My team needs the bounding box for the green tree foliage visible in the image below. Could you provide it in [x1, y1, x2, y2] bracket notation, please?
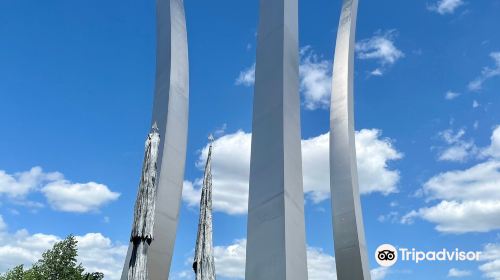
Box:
[0, 235, 105, 280]
[0, 265, 24, 280]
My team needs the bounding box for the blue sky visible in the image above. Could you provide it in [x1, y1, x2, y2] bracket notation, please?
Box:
[1, 0, 500, 279]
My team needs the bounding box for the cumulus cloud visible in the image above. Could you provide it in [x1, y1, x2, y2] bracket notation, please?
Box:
[437, 128, 478, 162]
[0, 216, 127, 280]
[403, 198, 500, 233]
[75, 233, 127, 279]
[479, 243, 500, 280]
[468, 52, 500, 91]
[0, 167, 62, 198]
[428, 0, 465, 15]
[403, 126, 500, 233]
[306, 247, 338, 280]
[299, 47, 332, 110]
[183, 131, 251, 215]
[355, 129, 403, 194]
[42, 181, 120, 213]
[355, 30, 404, 76]
[0, 167, 120, 213]
[213, 239, 247, 278]
[183, 129, 402, 215]
[448, 268, 472, 277]
[235, 64, 255, 86]
[304, 129, 402, 202]
[420, 160, 500, 202]
[482, 126, 500, 159]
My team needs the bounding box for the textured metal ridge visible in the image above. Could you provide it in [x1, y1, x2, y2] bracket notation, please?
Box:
[330, 0, 371, 279]
[127, 125, 160, 280]
[193, 137, 216, 280]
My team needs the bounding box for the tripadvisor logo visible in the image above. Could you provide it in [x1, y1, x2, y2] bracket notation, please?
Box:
[375, 244, 481, 267]
[376, 244, 398, 267]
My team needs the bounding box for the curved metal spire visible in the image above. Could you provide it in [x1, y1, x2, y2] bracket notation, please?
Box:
[330, 0, 371, 279]
[121, 0, 189, 279]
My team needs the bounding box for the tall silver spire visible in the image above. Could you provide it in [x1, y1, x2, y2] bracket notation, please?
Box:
[330, 0, 371, 279]
[193, 135, 216, 280]
[245, 0, 308, 279]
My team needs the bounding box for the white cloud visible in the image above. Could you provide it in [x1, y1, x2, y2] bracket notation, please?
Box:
[403, 199, 500, 233]
[236, 43, 403, 109]
[441, 128, 466, 144]
[76, 233, 127, 280]
[236, 47, 333, 110]
[448, 268, 472, 277]
[306, 247, 337, 280]
[428, 0, 465, 15]
[445, 91, 460, 100]
[0, 216, 127, 280]
[299, 47, 332, 110]
[355, 129, 403, 195]
[438, 145, 473, 162]
[355, 30, 404, 75]
[183, 131, 251, 215]
[482, 126, 500, 159]
[183, 129, 402, 215]
[480, 243, 500, 280]
[0, 167, 62, 198]
[235, 64, 255, 86]
[42, 181, 120, 213]
[371, 68, 384, 76]
[421, 160, 500, 202]
[214, 239, 247, 278]
[468, 52, 500, 91]
[0, 167, 120, 213]
[304, 129, 402, 202]
[437, 128, 477, 162]
[403, 126, 500, 233]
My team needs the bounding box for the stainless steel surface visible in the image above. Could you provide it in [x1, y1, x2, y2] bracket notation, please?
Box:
[193, 136, 216, 280]
[245, 0, 308, 279]
[330, 0, 371, 279]
[121, 0, 189, 279]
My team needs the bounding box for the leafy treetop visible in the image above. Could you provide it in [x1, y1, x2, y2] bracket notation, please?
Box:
[0, 235, 104, 280]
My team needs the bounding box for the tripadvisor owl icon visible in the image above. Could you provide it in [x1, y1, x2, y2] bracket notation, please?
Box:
[376, 244, 398, 267]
